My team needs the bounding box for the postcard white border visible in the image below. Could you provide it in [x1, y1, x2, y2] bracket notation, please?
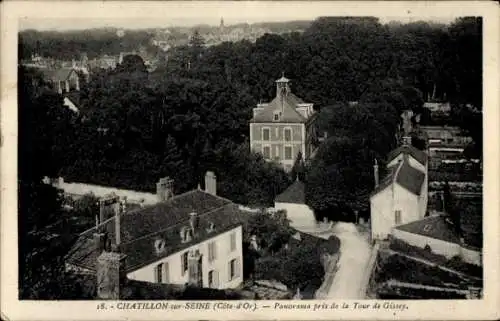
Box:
[2, 1, 499, 320]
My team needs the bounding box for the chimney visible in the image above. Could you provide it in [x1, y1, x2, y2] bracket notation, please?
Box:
[96, 199, 127, 300]
[93, 231, 107, 254]
[187, 249, 202, 287]
[402, 135, 412, 146]
[96, 249, 127, 300]
[373, 159, 379, 187]
[156, 177, 174, 202]
[99, 193, 120, 225]
[204, 171, 217, 196]
[189, 212, 199, 233]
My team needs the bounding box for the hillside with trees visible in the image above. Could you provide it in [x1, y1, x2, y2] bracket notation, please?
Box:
[19, 16, 482, 213]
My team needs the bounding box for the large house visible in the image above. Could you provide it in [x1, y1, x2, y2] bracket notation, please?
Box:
[370, 143, 429, 241]
[249, 75, 318, 171]
[65, 171, 246, 298]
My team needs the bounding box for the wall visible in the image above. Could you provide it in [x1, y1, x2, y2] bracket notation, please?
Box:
[250, 123, 304, 170]
[393, 184, 420, 225]
[370, 183, 420, 241]
[370, 186, 394, 241]
[460, 246, 482, 266]
[54, 178, 158, 205]
[274, 202, 316, 231]
[127, 226, 244, 290]
[392, 229, 460, 259]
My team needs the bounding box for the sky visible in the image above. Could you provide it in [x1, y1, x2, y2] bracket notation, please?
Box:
[17, 2, 459, 31]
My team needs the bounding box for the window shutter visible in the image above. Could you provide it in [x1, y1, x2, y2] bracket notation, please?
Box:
[214, 270, 219, 288]
[164, 262, 169, 283]
[213, 242, 217, 260]
[228, 261, 232, 281]
[236, 258, 241, 278]
[181, 253, 186, 276]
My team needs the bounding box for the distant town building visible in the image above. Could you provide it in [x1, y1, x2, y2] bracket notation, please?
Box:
[40, 67, 80, 94]
[423, 102, 451, 114]
[65, 171, 246, 295]
[249, 74, 318, 171]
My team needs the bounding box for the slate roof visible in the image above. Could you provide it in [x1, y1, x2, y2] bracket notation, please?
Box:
[251, 93, 307, 123]
[41, 68, 77, 82]
[275, 180, 306, 204]
[396, 159, 426, 195]
[65, 189, 248, 272]
[395, 215, 461, 244]
[371, 156, 425, 197]
[387, 145, 428, 166]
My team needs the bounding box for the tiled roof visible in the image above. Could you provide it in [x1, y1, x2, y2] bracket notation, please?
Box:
[371, 156, 425, 196]
[250, 93, 307, 123]
[41, 68, 76, 82]
[66, 190, 248, 272]
[275, 180, 305, 204]
[396, 159, 426, 195]
[395, 215, 461, 244]
[387, 145, 428, 166]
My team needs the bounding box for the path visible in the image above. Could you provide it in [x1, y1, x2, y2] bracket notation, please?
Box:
[325, 222, 372, 299]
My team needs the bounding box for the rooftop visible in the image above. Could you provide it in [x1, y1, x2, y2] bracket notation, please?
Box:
[395, 215, 461, 244]
[66, 189, 249, 272]
[40, 68, 77, 82]
[371, 156, 426, 196]
[251, 93, 309, 123]
[275, 180, 305, 204]
[387, 144, 428, 166]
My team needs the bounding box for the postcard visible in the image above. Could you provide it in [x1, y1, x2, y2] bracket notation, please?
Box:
[1, 1, 499, 320]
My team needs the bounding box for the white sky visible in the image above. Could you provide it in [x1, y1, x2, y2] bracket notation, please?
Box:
[16, 2, 460, 31]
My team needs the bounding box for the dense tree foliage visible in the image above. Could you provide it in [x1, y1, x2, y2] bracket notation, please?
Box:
[19, 16, 482, 215]
[18, 67, 93, 299]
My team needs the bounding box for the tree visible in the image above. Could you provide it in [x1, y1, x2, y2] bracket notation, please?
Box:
[306, 137, 375, 219]
[18, 66, 86, 299]
[290, 151, 306, 181]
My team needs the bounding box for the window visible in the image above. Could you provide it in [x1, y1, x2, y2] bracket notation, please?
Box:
[395, 210, 402, 225]
[155, 263, 163, 283]
[284, 128, 292, 141]
[208, 270, 218, 288]
[181, 252, 188, 276]
[229, 258, 240, 281]
[262, 128, 270, 141]
[208, 241, 217, 262]
[273, 112, 280, 121]
[230, 233, 237, 252]
[263, 146, 271, 159]
[284, 146, 293, 160]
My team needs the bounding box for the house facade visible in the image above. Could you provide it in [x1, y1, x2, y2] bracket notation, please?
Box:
[65, 171, 246, 291]
[370, 144, 428, 241]
[249, 75, 318, 171]
[127, 226, 243, 289]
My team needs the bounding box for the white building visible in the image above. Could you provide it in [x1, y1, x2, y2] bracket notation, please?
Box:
[274, 179, 316, 230]
[392, 215, 482, 266]
[370, 144, 428, 241]
[66, 171, 245, 291]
